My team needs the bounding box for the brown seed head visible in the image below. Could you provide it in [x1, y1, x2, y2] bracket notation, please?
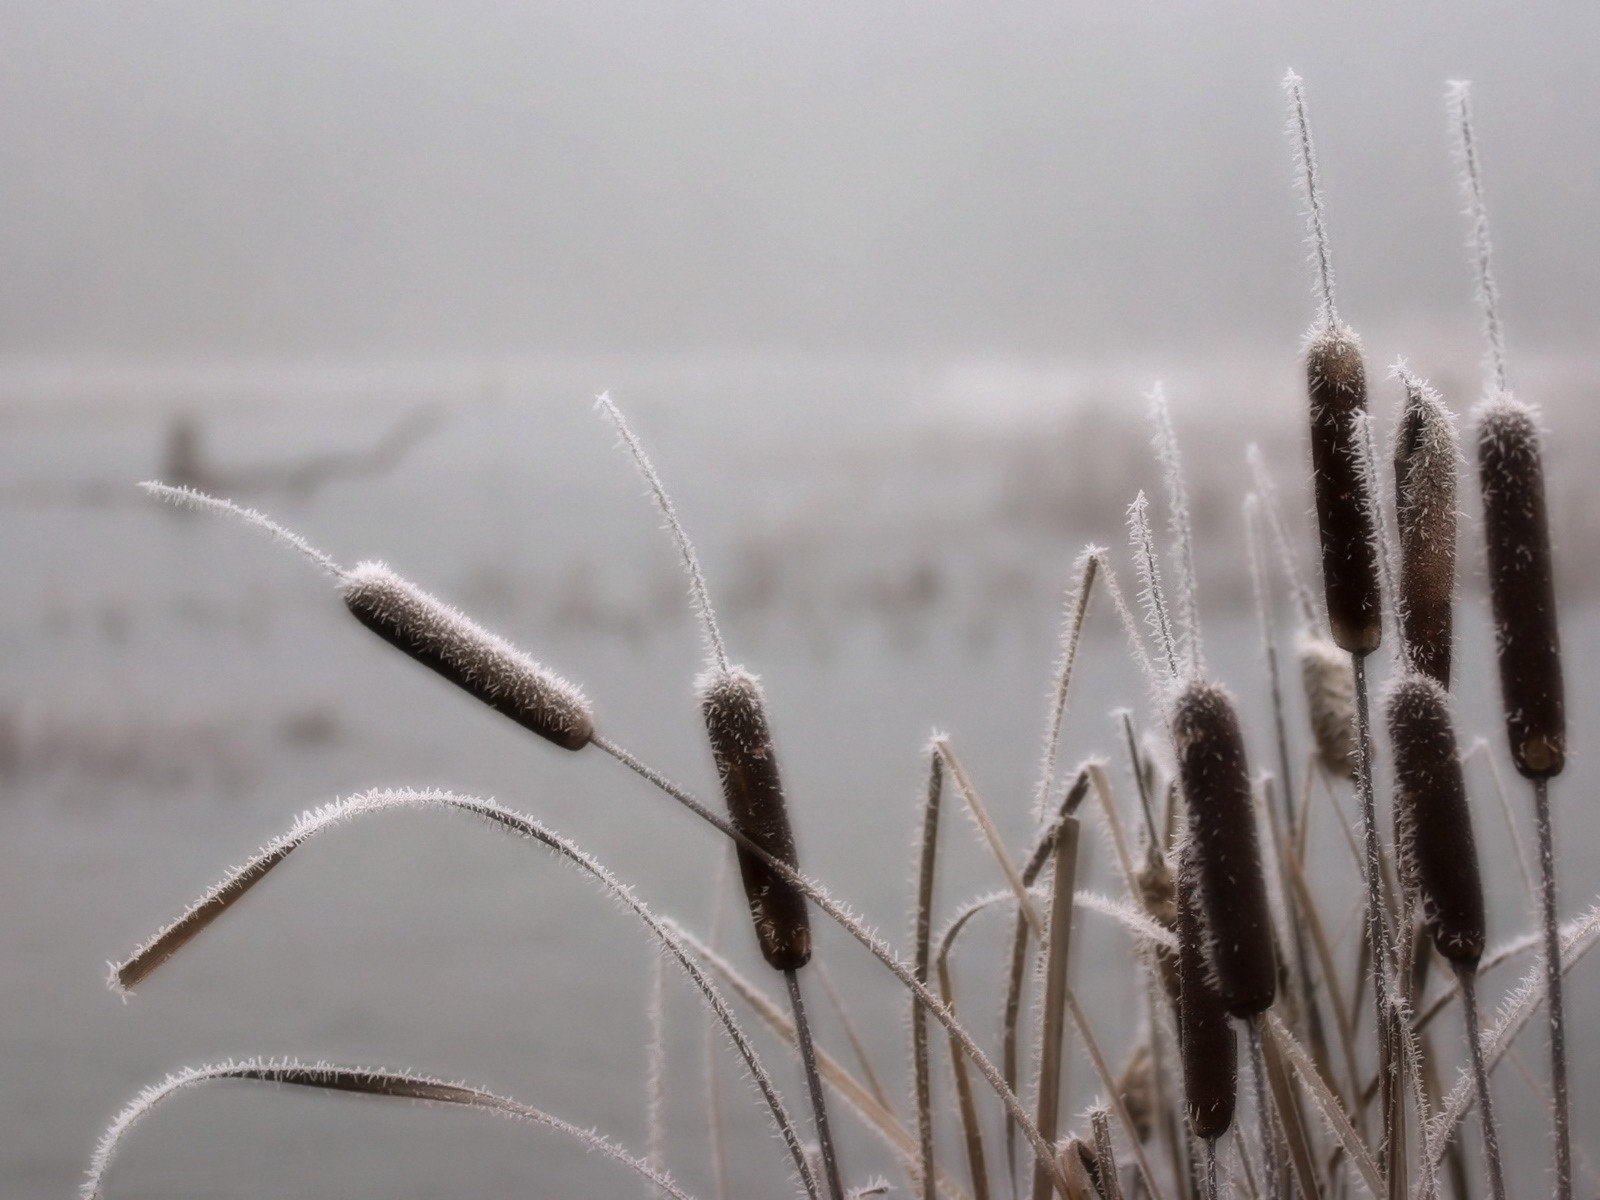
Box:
[1175, 840, 1237, 1141]
[1476, 397, 1565, 778]
[699, 667, 811, 970]
[342, 563, 593, 751]
[1306, 326, 1382, 655]
[1386, 677, 1486, 965]
[1170, 680, 1276, 1016]
[1392, 377, 1459, 687]
[1299, 634, 1358, 779]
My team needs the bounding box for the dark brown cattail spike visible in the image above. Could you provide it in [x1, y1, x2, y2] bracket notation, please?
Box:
[1170, 681, 1276, 1016]
[1306, 326, 1383, 656]
[699, 667, 812, 972]
[1175, 841, 1237, 1143]
[342, 563, 594, 751]
[1386, 678, 1485, 965]
[1476, 399, 1565, 779]
[1391, 370, 1459, 688]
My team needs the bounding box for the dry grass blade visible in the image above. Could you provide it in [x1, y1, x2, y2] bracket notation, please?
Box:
[1033, 549, 1101, 825]
[1089, 1107, 1126, 1200]
[110, 788, 820, 1199]
[936, 896, 1004, 1200]
[1031, 821, 1082, 1200]
[84, 1059, 696, 1200]
[937, 739, 1043, 938]
[1265, 1014, 1383, 1198]
[672, 922, 971, 1200]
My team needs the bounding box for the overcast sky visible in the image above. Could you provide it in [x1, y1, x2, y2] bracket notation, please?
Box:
[3, 1, 1597, 371]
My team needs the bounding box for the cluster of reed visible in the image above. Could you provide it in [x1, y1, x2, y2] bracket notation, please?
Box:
[85, 76, 1593, 1200]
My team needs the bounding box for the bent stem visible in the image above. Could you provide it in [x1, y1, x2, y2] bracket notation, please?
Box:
[1533, 777, 1572, 1200]
[789, 968, 845, 1200]
[1454, 963, 1507, 1200]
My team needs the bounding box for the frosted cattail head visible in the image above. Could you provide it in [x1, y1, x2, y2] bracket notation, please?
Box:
[1175, 840, 1237, 1141]
[1299, 633, 1358, 780]
[698, 667, 811, 971]
[342, 563, 594, 751]
[1392, 373, 1459, 688]
[1476, 398, 1565, 778]
[1170, 681, 1276, 1016]
[1386, 677, 1486, 965]
[1306, 326, 1383, 656]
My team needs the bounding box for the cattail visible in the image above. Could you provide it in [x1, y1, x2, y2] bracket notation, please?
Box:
[699, 667, 811, 971]
[1392, 370, 1459, 688]
[1306, 326, 1383, 655]
[342, 563, 594, 751]
[1386, 677, 1486, 964]
[1476, 398, 1565, 779]
[1175, 840, 1237, 1141]
[1299, 634, 1358, 779]
[1170, 681, 1276, 1016]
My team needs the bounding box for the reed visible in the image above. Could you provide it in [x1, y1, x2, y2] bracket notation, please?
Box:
[1174, 842, 1237, 1150]
[1454, 76, 1572, 1199]
[343, 562, 595, 750]
[1386, 676, 1506, 1199]
[1389, 368, 1459, 689]
[98, 71, 1600, 1200]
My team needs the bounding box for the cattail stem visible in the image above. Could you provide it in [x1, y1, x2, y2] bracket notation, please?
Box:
[1455, 963, 1508, 1200]
[787, 969, 844, 1200]
[1246, 1016, 1282, 1200]
[1203, 1140, 1218, 1200]
[1533, 777, 1573, 1200]
[1352, 655, 1399, 1183]
[911, 747, 943, 1200]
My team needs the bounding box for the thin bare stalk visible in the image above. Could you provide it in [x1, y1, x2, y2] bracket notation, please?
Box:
[1447, 81, 1508, 394]
[1352, 655, 1398, 1186]
[1533, 777, 1572, 1200]
[139, 481, 347, 579]
[789, 969, 845, 1200]
[912, 745, 946, 1200]
[1455, 964, 1508, 1200]
[1031, 823, 1081, 1200]
[1203, 1140, 1219, 1200]
[704, 847, 734, 1200]
[85, 1060, 696, 1200]
[594, 392, 730, 672]
[1247, 1016, 1283, 1200]
[1283, 70, 1339, 328]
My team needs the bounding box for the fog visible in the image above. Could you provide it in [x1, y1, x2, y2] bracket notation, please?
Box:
[3, 2, 1598, 376]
